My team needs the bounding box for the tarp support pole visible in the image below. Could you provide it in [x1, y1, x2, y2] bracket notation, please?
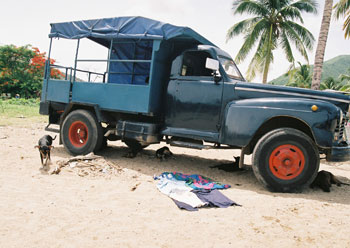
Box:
[48, 38, 53, 61]
[106, 39, 113, 83]
[44, 38, 53, 80]
[73, 39, 80, 83]
[43, 38, 53, 102]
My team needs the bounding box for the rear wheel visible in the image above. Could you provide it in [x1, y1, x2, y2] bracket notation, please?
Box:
[61, 109, 103, 155]
[252, 128, 319, 192]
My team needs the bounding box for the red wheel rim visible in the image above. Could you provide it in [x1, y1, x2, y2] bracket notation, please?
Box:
[269, 144, 305, 180]
[68, 121, 88, 147]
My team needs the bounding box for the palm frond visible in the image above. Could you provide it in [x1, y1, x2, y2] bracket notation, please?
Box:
[334, 0, 350, 19]
[343, 10, 350, 38]
[280, 31, 295, 63]
[279, 6, 304, 23]
[284, 21, 315, 49]
[290, 0, 318, 14]
[226, 17, 261, 41]
[234, 19, 269, 63]
[233, 0, 269, 17]
[339, 73, 350, 82]
[245, 32, 268, 80]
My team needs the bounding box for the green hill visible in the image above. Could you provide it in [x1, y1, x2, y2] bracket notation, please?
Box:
[269, 55, 350, 85]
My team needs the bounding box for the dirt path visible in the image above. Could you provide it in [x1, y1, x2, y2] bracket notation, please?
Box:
[0, 123, 350, 248]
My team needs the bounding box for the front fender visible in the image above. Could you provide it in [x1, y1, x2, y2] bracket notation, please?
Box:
[219, 97, 340, 148]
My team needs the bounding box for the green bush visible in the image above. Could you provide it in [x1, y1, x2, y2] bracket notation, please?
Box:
[0, 98, 39, 107]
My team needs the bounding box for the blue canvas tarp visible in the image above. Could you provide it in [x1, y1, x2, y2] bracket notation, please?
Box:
[49, 16, 215, 46]
[108, 40, 153, 85]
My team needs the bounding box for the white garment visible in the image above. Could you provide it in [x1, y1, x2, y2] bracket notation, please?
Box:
[156, 177, 206, 208]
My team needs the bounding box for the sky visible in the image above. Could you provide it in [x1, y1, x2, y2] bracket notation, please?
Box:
[0, 0, 349, 82]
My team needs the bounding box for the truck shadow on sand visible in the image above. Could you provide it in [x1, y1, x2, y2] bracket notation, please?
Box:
[52, 144, 350, 206]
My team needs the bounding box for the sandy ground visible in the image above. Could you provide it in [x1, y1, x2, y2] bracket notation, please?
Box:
[0, 123, 350, 248]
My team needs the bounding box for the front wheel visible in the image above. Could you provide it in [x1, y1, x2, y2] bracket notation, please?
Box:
[61, 109, 103, 155]
[252, 128, 319, 192]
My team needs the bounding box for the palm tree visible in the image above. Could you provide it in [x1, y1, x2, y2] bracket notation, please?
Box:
[286, 62, 312, 88]
[320, 76, 350, 91]
[334, 0, 350, 39]
[311, 0, 334, 90]
[226, 0, 317, 84]
[339, 68, 350, 85]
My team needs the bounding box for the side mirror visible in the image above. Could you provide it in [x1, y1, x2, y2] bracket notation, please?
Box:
[205, 58, 219, 71]
[205, 58, 221, 84]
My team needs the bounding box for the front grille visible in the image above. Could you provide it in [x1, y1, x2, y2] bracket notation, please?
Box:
[335, 112, 348, 141]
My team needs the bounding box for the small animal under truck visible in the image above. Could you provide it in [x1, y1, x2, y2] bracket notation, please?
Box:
[40, 16, 350, 192]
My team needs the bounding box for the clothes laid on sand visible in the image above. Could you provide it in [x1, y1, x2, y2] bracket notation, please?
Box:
[154, 172, 240, 211]
[156, 177, 206, 208]
[157, 172, 231, 190]
[193, 190, 241, 208]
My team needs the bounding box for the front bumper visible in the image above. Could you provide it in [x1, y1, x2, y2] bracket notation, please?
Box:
[326, 144, 350, 162]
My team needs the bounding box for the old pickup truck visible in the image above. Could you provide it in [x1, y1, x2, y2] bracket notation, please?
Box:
[40, 16, 350, 192]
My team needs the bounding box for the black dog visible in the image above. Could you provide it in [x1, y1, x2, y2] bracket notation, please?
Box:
[35, 135, 56, 166]
[210, 156, 244, 172]
[310, 170, 350, 192]
[156, 146, 173, 160]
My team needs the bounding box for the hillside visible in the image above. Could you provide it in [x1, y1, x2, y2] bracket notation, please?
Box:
[269, 55, 350, 85]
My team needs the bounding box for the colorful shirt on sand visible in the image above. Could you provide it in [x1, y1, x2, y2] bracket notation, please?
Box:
[157, 172, 231, 190]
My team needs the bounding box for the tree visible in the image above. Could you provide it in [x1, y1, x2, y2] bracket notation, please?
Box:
[286, 62, 312, 88]
[0, 45, 62, 98]
[334, 0, 350, 39]
[311, 0, 334, 90]
[320, 76, 350, 91]
[226, 0, 317, 83]
[339, 68, 350, 85]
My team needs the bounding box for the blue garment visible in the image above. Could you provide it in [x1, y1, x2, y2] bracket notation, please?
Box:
[193, 190, 241, 208]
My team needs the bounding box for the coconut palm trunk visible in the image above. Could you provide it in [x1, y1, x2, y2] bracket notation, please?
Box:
[311, 0, 334, 90]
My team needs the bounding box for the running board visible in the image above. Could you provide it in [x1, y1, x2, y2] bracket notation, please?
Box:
[45, 123, 60, 133]
[169, 140, 212, 150]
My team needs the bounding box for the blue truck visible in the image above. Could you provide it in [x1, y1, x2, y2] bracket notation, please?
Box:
[40, 16, 350, 192]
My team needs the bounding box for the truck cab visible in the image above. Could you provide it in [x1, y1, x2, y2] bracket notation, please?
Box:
[40, 16, 350, 192]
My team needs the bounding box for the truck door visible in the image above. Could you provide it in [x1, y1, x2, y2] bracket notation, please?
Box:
[166, 50, 223, 136]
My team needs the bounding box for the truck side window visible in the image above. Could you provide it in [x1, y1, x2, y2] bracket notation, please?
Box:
[181, 51, 213, 77]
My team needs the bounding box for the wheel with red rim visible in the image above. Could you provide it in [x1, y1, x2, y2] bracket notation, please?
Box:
[252, 128, 319, 192]
[68, 121, 89, 147]
[61, 109, 103, 155]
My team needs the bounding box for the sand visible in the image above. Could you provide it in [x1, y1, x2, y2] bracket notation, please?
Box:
[0, 123, 350, 248]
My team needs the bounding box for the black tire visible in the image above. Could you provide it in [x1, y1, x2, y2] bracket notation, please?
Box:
[252, 128, 319, 192]
[61, 109, 103, 155]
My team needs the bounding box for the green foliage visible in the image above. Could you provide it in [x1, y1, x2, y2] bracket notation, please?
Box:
[270, 55, 350, 85]
[0, 45, 38, 98]
[286, 62, 312, 88]
[226, 0, 317, 83]
[0, 45, 62, 98]
[339, 68, 350, 83]
[4, 98, 40, 106]
[0, 98, 45, 126]
[334, 0, 350, 39]
[319, 77, 350, 91]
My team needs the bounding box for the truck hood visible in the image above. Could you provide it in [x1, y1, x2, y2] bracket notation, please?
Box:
[234, 82, 350, 112]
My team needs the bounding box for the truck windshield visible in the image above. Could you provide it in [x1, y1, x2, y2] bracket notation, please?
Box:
[218, 56, 243, 80]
